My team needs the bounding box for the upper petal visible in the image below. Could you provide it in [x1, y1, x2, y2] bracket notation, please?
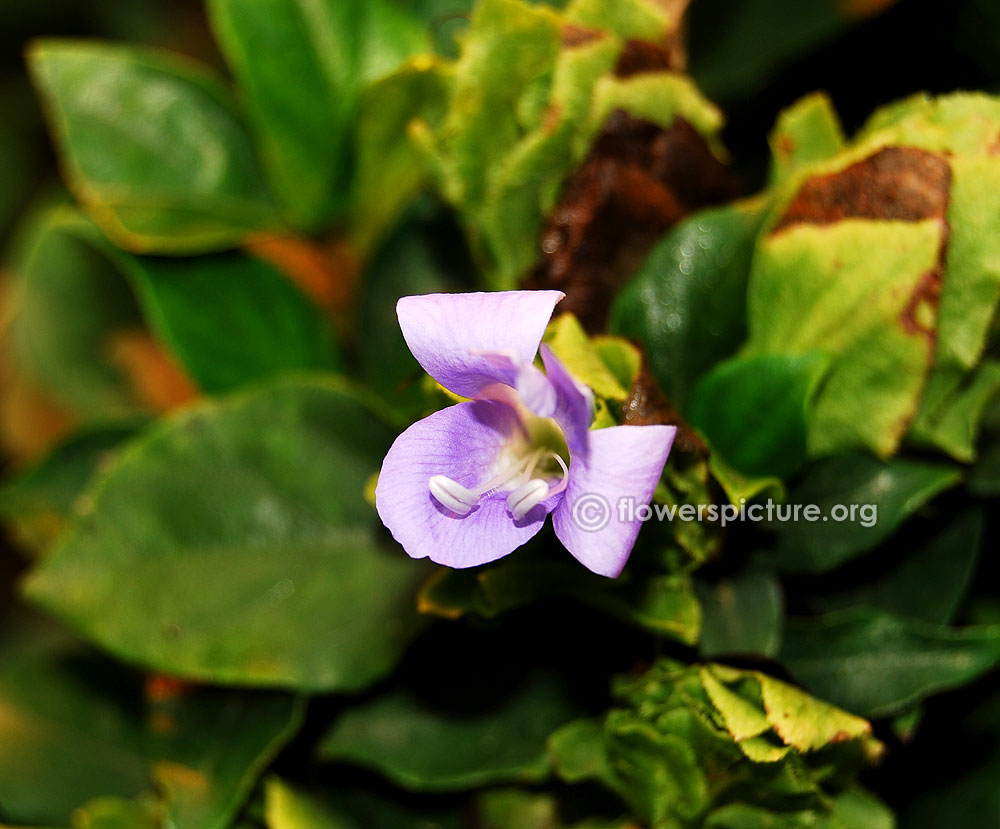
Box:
[552, 424, 677, 578]
[397, 291, 565, 398]
[375, 400, 550, 568]
[540, 344, 594, 456]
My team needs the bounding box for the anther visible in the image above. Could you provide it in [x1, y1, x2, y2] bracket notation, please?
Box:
[429, 475, 478, 515]
[507, 479, 550, 521]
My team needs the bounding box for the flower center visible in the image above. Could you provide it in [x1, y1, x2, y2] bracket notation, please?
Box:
[429, 448, 569, 520]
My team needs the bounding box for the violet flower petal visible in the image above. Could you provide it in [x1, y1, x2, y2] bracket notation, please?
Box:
[375, 400, 552, 568]
[552, 424, 677, 578]
[540, 344, 594, 456]
[397, 291, 564, 399]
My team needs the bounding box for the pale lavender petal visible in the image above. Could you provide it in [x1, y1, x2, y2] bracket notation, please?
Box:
[375, 401, 551, 568]
[553, 425, 677, 578]
[397, 291, 564, 398]
[540, 344, 594, 456]
[477, 353, 557, 417]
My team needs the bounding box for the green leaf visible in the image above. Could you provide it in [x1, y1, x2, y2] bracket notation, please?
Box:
[687, 352, 828, 479]
[0, 614, 303, 828]
[611, 202, 768, 409]
[706, 786, 894, 829]
[696, 570, 783, 658]
[689, 0, 883, 102]
[544, 313, 634, 401]
[747, 219, 945, 458]
[768, 452, 961, 573]
[418, 0, 724, 288]
[120, 251, 342, 394]
[319, 671, 584, 790]
[357, 205, 470, 416]
[7, 206, 147, 418]
[349, 60, 449, 254]
[475, 787, 633, 829]
[70, 796, 164, 829]
[29, 41, 279, 252]
[20, 209, 340, 396]
[418, 559, 701, 645]
[816, 507, 984, 624]
[768, 93, 845, 185]
[781, 609, 1000, 718]
[262, 777, 462, 829]
[23, 378, 428, 692]
[0, 419, 144, 553]
[208, 0, 429, 229]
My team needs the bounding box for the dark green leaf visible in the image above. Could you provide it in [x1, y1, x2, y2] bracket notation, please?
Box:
[781, 609, 1000, 718]
[816, 507, 984, 624]
[687, 353, 828, 479]
[0, 614, 303, 828]
[611, 202, 767, 409]
[319, 671, 584, 790]
[7, 206, 147, 418]
[208, 0, 428, 229]
[769, 452, 961, 573]
[121, 251, 343, 394]
[357, 205, 470, 415]
[696, 570, 783, 659]
[263, 777, 462, 829]
[29, 41, 278, 252]
[24, 378, 427, 692]
[0, 419, 144, 553]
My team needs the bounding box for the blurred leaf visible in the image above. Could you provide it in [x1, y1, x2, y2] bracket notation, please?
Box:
[28, 41, 279, 252]
[264, 779, 350, 829]
[418, 559, 701, 645]
[119, 251, 342, 394]
[24, 378, 427, 692]
[769, 452, 960, 573]
[913, 360, 1000, 463]
[910, 152, 1000, 460]
[263, 777, 462, 829]
[696, 570, 783, 658]
[0, 615, 303, 828]
[7, 207, 147, 418]
[544, 313, 633, 401]
[349, 60, 450, 254]
[768, 93, 845, 185]
[611, 202, 767, 409]
[0, 419, 144, 553]
[71, 796, 164, 829]
[781, 609, 1000, 718]
[706, 786, 894, 829]
[689, 0, 896, 102]
[475, 787, 632, 829]
[319, 671, 584, 790]
[23, 209, 341, 396]
[687, 353, 828, 479]
[208, 0, 428, 229]
[357, 204, 471, 414]
[816, 507, 984, 624]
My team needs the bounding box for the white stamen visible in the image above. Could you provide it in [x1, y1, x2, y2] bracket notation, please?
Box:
[430, 449, 570, 520]
[429, 475, 477, 515]
[547, 453, 570, 496]
[507, 478, 550, 521]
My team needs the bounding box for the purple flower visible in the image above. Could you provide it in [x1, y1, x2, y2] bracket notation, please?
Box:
[375, 291, 676, 578]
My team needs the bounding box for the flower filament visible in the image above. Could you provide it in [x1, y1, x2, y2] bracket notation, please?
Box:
[429, 449, 569, 520]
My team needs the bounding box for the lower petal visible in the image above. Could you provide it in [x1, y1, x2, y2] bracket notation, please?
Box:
[375, 401, 551, 568]
[552, 424, 677, 578]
